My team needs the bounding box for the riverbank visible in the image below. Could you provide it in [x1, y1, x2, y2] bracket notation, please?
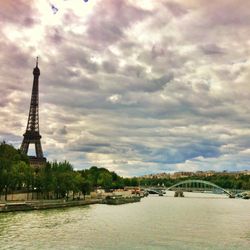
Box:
[0, 194, 144, 212]
[0, 199, 103, 213]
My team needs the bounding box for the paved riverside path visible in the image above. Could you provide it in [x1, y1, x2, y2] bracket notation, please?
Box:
[0, 198, 103, 213]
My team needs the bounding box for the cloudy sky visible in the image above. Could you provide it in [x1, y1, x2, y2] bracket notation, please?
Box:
[0, 0, 250, 176]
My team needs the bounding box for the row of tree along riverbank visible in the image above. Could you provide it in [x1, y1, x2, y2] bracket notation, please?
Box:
[0, 142, 139, 201]
[1, 142, 249, 203]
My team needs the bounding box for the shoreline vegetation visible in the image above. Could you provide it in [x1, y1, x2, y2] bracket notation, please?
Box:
[0, 142, 139, 202]
[0, 142, 145, 212]
[0, 141, 249, 212]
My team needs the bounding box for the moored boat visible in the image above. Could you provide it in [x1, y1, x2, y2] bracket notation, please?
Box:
[104, 195, 141, 205]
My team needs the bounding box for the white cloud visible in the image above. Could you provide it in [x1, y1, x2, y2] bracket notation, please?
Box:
[0, 0, 250, 176]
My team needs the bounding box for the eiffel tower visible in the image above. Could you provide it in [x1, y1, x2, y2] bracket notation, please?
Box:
[20, 57, 46, 168]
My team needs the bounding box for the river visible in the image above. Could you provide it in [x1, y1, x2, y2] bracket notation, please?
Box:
[0, 192, 250, 249]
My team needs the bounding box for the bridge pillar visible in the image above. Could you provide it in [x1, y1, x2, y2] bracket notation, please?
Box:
[174, 190, 184, 197]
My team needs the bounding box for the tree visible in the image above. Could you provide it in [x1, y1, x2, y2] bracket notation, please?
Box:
[71, 172, 83, 199]
[81, 180, 91, 199]
[0, 142, 32, 200]
[97, 171, 113, 190]
[130, 177, 139, 187]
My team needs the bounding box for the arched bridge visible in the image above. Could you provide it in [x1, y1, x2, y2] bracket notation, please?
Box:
[166, 179, 233, 197]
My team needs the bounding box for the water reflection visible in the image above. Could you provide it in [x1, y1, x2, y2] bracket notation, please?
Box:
[0, 194, 249, 249]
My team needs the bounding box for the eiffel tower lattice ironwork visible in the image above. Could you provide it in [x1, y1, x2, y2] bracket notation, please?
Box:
[20, 58, 46, 167]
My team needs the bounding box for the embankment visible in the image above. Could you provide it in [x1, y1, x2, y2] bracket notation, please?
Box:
[0, 199, 102, 213]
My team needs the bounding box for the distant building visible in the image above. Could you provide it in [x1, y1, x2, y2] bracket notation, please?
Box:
[140, 170, 250, 179]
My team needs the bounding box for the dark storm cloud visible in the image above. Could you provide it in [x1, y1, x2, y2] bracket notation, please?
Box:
[200, 44, 226, 56]
[122, 64, 145, 78]
[164, 1, 188, 17]
[0, 40, 30, 71]
[102, 61, 117, 74]
[0, 132, 22, 147]
[86, 0, 151, 47]
[138, 46, 188, 75]
[203, 0, 250, 27]
[1, 0, 250, 175]
[148, 140, 222, 165]
[70, 143, 112, 153]
[118, 40, 138, 52]
[0, 95, 9, 108]
[42, 33, 100, 75]
[46, 27, 64, 44]
[102, 73, 173, 94]
[56, 126, 68, 136]
[0, 0, 38, 27]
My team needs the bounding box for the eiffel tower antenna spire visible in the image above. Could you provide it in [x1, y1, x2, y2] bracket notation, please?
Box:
[20, 58, 46, 168]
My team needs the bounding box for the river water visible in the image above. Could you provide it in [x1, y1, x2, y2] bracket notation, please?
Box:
[0, 192, 250, 250]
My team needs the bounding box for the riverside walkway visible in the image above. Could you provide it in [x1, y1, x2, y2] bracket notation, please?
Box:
[0, 198, 103, 213]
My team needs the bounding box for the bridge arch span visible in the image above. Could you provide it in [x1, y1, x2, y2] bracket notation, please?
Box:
[167, 179, 232, 196]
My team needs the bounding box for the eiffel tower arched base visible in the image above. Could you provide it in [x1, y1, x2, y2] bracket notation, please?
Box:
[29, 156, 47, 169]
